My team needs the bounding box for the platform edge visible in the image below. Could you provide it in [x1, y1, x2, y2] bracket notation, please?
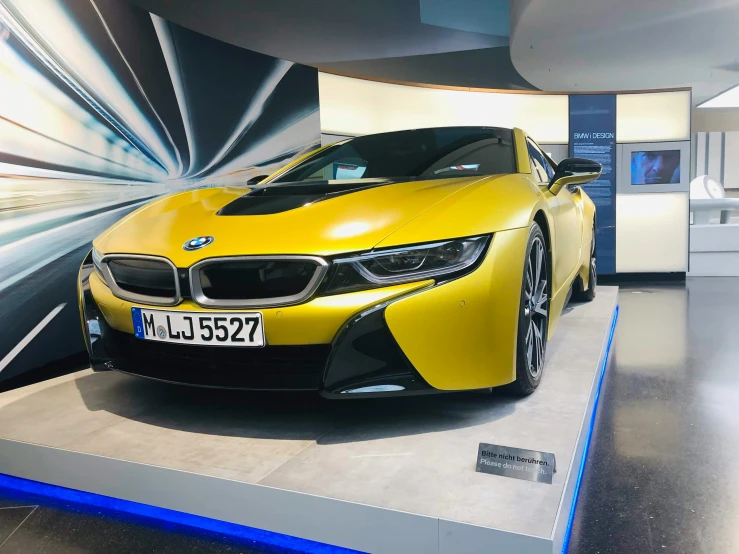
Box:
[0, 438, 438, 554]
[551, 291, 620, 553]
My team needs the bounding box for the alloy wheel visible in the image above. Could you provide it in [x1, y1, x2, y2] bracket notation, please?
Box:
[523, 236, 548, 379]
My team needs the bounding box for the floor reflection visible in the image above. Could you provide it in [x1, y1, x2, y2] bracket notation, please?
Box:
[569, 279, 739, 553]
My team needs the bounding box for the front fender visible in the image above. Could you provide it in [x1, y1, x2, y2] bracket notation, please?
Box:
[385, 227, 529, 390]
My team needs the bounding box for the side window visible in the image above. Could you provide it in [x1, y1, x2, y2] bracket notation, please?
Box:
[527, 139, 557, 183]
[542, 151, 557, 180]
[527, 140, 548, 183]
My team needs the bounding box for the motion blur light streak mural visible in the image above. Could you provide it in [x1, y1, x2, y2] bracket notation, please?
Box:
[0, 0, 320, 386]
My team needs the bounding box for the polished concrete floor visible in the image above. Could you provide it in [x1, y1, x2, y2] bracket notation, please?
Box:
[569, 278, 739, 553]
[0, 279, 737, 553]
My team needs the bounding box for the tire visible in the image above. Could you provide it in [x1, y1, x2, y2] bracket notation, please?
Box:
[509, 223, 549, 396]
[572, 223, 596, 303]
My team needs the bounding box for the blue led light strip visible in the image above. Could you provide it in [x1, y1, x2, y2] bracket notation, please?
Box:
[0, 473, 359, 554]
[560, 305, 619, 554]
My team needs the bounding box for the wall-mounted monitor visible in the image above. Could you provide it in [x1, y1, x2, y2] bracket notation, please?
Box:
[631, 150, 681, 185]
[618, 141, 690, 194]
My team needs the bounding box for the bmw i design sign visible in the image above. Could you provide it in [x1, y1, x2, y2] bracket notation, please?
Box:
[183, 236, 214, 251]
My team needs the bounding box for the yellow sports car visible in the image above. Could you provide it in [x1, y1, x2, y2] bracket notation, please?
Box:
[78, 126, 600, 397]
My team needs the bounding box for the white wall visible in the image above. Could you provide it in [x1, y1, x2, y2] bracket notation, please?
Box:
[318, 73, 569, 143]
[616, 92, 691, 143]
[320, 73, 692, 145]
[694, 131, 739, 190]
[693, 107, 739, 133]
[539, 144, 568, 163]
[616, 193, 689, 273]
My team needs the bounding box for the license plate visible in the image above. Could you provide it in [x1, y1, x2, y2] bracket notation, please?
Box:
[132, 307, 265, 347]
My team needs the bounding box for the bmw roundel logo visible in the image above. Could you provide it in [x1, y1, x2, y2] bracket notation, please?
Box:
[183, 236, 214, 251]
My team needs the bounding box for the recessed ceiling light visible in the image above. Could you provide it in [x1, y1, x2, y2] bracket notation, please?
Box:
[698, 84, 739, 108]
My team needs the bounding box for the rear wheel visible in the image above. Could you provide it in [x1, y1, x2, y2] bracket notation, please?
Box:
[572, 223, 596, 302]
[509, 223, 549, 396]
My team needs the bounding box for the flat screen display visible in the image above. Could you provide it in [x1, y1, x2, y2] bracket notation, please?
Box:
[631, 150, 681, 185]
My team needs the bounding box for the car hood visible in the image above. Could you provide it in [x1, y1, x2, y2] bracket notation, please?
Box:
[94, 176, 496, 266]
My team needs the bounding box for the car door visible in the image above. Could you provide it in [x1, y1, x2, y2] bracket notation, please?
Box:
[526, 139, 583, 294]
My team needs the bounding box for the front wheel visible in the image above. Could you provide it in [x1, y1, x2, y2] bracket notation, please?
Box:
[509, 223, 549, 396]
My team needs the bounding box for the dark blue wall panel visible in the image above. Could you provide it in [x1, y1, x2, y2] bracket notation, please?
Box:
[569, 95, 617, 275]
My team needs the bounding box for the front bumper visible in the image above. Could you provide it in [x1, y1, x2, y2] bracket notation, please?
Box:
[78, 228, 528, 397]
[79, 258, 436, 397]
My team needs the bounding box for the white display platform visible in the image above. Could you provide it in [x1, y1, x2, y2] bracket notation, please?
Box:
[0, 287, 618, 554]
[688, 223, 739, 276]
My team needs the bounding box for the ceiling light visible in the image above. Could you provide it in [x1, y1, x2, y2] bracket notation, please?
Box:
[697, 84, 739, 108]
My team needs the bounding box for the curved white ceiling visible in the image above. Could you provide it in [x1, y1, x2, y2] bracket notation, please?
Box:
[129, 0, 531, 89]
[132, 0, 501, 64]
[510, 0, 739, 104]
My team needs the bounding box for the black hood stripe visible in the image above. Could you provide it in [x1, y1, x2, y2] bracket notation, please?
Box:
[218, 178, 417, 216]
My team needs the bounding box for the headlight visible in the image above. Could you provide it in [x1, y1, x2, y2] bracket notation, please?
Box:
[91, 247, 105, 279]
[322, 235, 490, 295]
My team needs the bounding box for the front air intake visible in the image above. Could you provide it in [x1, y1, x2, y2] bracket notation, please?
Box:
[190, 256, 328, 308]
[101, 255, 179, 306]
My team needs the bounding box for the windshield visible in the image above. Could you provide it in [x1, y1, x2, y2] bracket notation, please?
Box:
[272, 127, 516, 184]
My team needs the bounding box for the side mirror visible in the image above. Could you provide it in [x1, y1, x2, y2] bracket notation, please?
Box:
[549, 158, 602, 195]
[246, 175, 269, 186]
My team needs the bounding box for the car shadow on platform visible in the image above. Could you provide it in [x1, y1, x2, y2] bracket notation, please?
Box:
[70, 369, 520, 445]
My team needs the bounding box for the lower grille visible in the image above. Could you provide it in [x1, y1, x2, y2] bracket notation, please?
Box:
[103, 330, 330, 390]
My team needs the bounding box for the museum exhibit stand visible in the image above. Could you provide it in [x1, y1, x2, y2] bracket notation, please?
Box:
[0, 288, 618, 554]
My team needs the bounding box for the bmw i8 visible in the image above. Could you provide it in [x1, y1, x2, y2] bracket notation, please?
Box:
[78, 126, 600, 397]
